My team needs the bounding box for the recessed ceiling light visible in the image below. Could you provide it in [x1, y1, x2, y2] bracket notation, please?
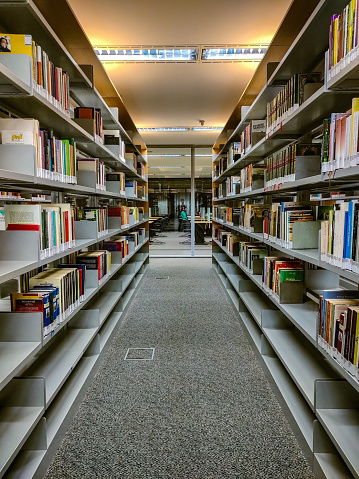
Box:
[201, 46, 267, 61]
[147, 154, 182, 157]
[191, 127, 222, 131]
[138, 127, 190, 132]
[95, 47, 198, 62]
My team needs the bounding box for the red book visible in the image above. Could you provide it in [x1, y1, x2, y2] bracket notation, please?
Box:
[64, 211, 69, 243]
[7, 224, 41, 233]
[108, 207, 122, 217]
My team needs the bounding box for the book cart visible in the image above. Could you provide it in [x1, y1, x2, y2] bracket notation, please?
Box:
[212, 1, 359, 478]
[0, 1, 149, 477]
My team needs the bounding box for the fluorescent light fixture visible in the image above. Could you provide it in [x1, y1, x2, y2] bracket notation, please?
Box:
[147, 154, 182, 157]
[95, 48, 198, 62]
[201, 46, 267, 61]
[147, 154, 211, 158]
[191, 126, 222, 131]
[138, 127, 190, 132]
[149, 166, 183, 169]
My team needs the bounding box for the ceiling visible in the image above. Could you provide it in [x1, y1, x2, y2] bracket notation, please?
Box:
[67, 0, 292, 176]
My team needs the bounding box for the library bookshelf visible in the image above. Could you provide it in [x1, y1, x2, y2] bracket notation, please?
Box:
[212, 0, 359, 478]
[0, 1, 149, 477]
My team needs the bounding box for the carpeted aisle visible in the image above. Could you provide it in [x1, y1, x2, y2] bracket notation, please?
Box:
[43, 258, 315, 479]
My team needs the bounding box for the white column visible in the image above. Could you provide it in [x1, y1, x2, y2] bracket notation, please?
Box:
[191, 146, 195, 257]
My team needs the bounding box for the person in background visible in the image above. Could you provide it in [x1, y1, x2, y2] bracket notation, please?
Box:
[178, 207, 188, 231]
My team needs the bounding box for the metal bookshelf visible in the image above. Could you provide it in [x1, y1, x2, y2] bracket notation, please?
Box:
[0, 0, 149, 477]
[212, 0, 359, 477]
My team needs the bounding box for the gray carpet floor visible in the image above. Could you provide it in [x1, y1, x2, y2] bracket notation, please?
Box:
[43, 258, 315, 479]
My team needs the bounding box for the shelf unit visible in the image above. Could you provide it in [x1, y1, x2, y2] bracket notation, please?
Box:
[0, 1, 149, 478]
[212, 1, 359, 477]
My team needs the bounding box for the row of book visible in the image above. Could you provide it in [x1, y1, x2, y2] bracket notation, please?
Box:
[0, 118, 77, 183]
[4, 203, 75, 259]
[74, 107, 104, 143]
[321, 99, 359, 172]
[240, 164, 265, 192]
[319, 290, 359, 377]
[263, 256, 304, 298]
[263, 202, 332, 249]
[320, 201, 359, 274]
[265, 143, 321, 187]
[213, 203, 269, 231]
[0, 33, 71, 114]
[213, 121, 266, 179]
[108, 205, 145, 228]
[102, 228, 146, 257]
[104, 132, 126, 159]
[11, 250, 110, 336]
[77, 158, 106, 190]
[213, 155, 228, 179]
[12, 223, 148, 339]
[213, 227, 305, 300]
[235, 120, 266, 158]
[266, 73, 322, 132]
[328, 0, 359, 75]
[33, 40, 70, 114]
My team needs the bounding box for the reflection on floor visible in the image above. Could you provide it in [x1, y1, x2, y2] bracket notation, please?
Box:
[150, 219, 212, 255]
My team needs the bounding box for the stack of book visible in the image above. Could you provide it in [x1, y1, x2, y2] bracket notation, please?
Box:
[77, 158, 106, 190]
[104, 132, 126, 158]
[264, 202, 315, 248]
[263, 256, 304, 298]
[265, 143, 321, 187]
[76, 207, 108, 237]
[11, 264, 86, 337]
[212, 205, 228, 223]
[0, 118, 77, 183]
[243, 203, 270, 231]
[239, 241, 268, 271]
[125, 179, 137, 197]
[320, 201, 359, 273]
[74, 107, 104, 143]
[228, 142, 242, 164]
[240, 120, 266, 156]
[4, 203, 75, 259]
[319, 290, 359, 377]
[76, 250, 111, 281]
[266, 73, 322, 134]
[0, 33, 70, 114]
[33, 40, 70, 114]
[106, 171, 126, 195]
[225, 176, 241, 197]
[321, 99, 359, 172]
[240, 164, 265, 192]
[328, 0, 359, 80]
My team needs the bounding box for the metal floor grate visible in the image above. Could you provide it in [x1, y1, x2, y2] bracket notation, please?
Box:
[124, 348, 155, 360]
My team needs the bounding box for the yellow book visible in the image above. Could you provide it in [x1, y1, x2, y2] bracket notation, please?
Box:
[334, 16, 339, 65]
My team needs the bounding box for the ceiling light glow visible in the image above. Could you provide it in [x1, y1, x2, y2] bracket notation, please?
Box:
[191, 127, 222, 131]
[138, 127, 190, 132]
[201, 46, 267, 61]
[95, 48, 198, 62]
